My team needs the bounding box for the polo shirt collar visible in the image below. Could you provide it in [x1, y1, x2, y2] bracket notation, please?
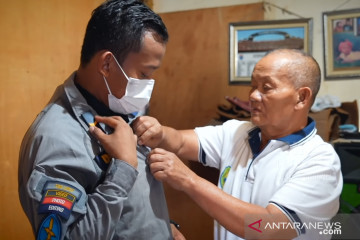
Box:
[248, 117, 316, 156]
[277, 117, 316, 145]
[248, 127, 261, 158]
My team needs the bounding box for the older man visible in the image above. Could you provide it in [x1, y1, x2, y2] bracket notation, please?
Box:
[123, 49, 342, 240]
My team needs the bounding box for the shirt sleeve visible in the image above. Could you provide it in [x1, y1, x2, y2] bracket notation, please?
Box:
[20, 132, 138, 240]
[194, 123, 226, 169]
[194, 120, 252, 169]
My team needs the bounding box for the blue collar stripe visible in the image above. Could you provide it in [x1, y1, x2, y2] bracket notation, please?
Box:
[277, 118, 315, 145]
[248, 127, 261, 157]
[247, 118, 316, 154]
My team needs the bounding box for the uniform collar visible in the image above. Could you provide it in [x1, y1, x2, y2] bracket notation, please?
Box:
[63, 72, 130, 135]
[74, 81, 129, 122]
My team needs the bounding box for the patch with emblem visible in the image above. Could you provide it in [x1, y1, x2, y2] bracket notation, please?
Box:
[37, 214, 61, 240]
[38, 181, 82, 220]
[220, 166, 231, 189]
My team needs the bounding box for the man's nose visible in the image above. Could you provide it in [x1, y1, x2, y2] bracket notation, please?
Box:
[249, 89, 262, 102]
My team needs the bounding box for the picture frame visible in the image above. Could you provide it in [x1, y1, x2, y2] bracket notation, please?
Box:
[323, 9, 360, 79]
[229, 19, 313, 84]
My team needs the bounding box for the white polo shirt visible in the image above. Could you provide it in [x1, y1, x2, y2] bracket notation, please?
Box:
[195, 119, 342, 240]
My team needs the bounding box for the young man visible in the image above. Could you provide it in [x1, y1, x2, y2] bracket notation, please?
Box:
[127, 49, 342, 240]
[18, 1, 183, 239]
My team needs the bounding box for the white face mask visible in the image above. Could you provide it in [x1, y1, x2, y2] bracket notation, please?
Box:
[103, 55, 155, 115]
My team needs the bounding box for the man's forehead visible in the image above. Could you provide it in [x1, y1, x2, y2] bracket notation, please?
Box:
[254, 54, 289, 72]
[252, 61, 292, 83]
[264, 52, 293, 63]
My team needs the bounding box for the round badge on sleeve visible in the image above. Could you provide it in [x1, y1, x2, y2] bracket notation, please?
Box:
[37, 214, 61, 240]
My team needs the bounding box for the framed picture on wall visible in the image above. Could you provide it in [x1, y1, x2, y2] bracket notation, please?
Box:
[229, 19, 313, 84]
[323, 9, 360, 79]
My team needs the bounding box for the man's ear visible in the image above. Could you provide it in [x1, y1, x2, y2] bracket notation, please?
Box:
[295, 87, 312, 110]
[98, 51, 112, 77]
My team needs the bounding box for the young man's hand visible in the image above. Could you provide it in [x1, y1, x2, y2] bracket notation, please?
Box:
[90, 116, 138, 168]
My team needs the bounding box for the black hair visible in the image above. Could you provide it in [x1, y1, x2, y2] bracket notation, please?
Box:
[80, 0, 168, 66]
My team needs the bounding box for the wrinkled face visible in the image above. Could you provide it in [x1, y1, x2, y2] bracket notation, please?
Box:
[249, 54, 299, 132]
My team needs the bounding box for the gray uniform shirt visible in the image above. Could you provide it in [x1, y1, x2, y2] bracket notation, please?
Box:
[18, 72, 172, 240]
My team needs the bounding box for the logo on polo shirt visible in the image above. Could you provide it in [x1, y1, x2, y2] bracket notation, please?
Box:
[220, 166, 231, 189]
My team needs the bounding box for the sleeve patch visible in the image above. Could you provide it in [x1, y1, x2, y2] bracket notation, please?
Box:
[38, 181, 82, 220]
[36, 214, 62, 240]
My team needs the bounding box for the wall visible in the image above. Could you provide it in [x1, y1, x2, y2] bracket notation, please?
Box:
[152, 4, 263, 129]
[153, 0, 360, 126]
[0, 0, 103, 238]
[263, 0, 360, 121]
[153, 0, 260, 13]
